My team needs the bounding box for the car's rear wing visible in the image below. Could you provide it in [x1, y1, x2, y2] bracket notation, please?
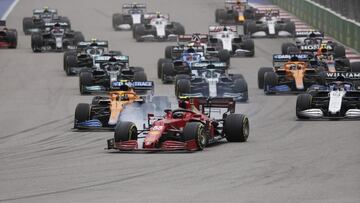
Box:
[77, 41, 109, 49]
[172, 45, 204, 53]
[144, 12, 169, 20]
[209, 25, 237, 34]
[44, 22, 69, 28]
[177, 34, 209, 45]
[94, 55, 129, 64]
[111, 81, 154, 92]
[255, 8, 280, 16]
[325, 72, 360, 80]
[273, 54, 309, 67]
[191, 62, 228, 69]
[295, 30, 324, 38]
[33, 8, 57, 15]
[225, 0, 247, 5]
[299, 43, 334, 52]
[196, 97, 236, 114]
[122, 3, 146, 9]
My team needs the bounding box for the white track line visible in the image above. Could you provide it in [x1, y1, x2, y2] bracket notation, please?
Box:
[1, 0, 20, 20]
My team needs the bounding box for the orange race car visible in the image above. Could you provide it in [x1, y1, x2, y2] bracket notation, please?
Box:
[257, 54, 325, 94]
[74, 81, 170, 130]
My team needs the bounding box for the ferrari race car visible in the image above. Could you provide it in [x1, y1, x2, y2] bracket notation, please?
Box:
[296, 75, 360, 119]
[31, 22, 84, 52]
[75, 81, 171, 129]
[208, 25, 254, 57]
[112, 3, 146, 30]
[79, 55, 148, 94]
[258, 54, 326, 94]
[23, 7, 71, 35]
[107, 97, 250, 152]
[215, 0, 256, 25]
[244, 9, 295, 37]
[132, 12, 185, 42]
[0, 20, 17, 48]
[63, 40, 112, 75]
[175, 61, 248, 102]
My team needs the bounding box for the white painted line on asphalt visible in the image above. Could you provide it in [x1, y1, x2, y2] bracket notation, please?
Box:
[1, 0, 19, 20]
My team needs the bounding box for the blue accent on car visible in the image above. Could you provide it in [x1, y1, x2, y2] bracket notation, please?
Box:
[77, 119, 103, 127]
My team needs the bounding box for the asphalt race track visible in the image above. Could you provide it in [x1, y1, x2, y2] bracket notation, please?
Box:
[0, 0, 359, 202]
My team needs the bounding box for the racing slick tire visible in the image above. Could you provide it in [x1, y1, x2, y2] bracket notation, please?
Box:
[244, 20, 256, 35]
[7, 30, 17, 48]
[264, 72, 278, 94]
[65, 55, 78, 76]
[224, 114, 249, 142]
[176, 79, 191, 97]
[74, 103, 91, 127]
[31, 33, 43, 52]
[286, 46, 300, 54]
[171, 22, 185, 35]
[257, 67, 273, 89]
[134, 24, 145, 42]
[162, 62, 175, 83]
[112, 13, 123, 30]
[134, 71, 147, 81]
[114, 121, 138, 142]
[219, 49, 230, 65]
[63, 50, 76, 71]
[174, 74, 190, 87]
[217, 9, 227, 24]
[234, 79, 248, 102]
[281, 42, 296, 54]
[131, 66, 144, 73]
[284, 21, 296, 36]
[157, 58, 170, 79]
[243, 39, 255, 57]
[183, 122, 207, 151]
[351, 62, 360, 72]
[165, 46, 173, 59]
[296, 94, 312, 119]
[79, 71, 93, 95]
[231, 74, 244, 81]
[22, 17, 34, 35]
[60, 16, 71, 28]
[334, 45, 346, 58]
[215, 9, 224, 23]
[73, 31, 85, 45]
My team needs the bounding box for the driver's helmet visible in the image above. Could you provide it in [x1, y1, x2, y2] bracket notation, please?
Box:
[186, 47, 196, 53]
[191, 34, 201, 44]
[133, 3, 138, 9]
[120, 94, 129, 101]
[236, 0, 241, 5]
[156, 11, 161, 18]
[172, 111, 184, 119]
[178, 99, 191, 109]
[43, 6, 49, 12]
[91, 38, 97, 43]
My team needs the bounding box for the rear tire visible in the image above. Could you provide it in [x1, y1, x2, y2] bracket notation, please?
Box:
[334, 45, 346, 58]
[157, 58, 169, 79]
[183, 122, 207, 150]
[112, 13, 123, 30]
[22, 17, 33, 35]
[134, 24, 145, 41]
[114, 121, 138, 142]
[65, 55, 78, 75]
[176, 79, 191, 97]
[79, 71, 93, 95]
[7, 30, 17, 48]
[162, 62, 175, 83]
[134, 71, 147, 81]
[165, 46, 173, 59]
[233, 79, 248, 102]
[351, 62, 360, 72]
[31, 33, 43, 52]
[243, 39, 254, 57]
[218, 49, 230, 64]
[225, 114, 249, 142]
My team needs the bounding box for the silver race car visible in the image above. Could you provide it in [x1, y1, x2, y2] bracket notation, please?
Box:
[112, 3, 146, 30]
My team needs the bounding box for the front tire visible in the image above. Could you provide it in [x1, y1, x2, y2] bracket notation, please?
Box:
[114, 121, 138, 142]
[225, 114, 249, 142]
[183, 122, 207, 150]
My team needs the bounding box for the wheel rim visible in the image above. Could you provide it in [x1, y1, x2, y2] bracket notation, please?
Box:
[197, 126, 206, 149]
[242, 118, 249, 139]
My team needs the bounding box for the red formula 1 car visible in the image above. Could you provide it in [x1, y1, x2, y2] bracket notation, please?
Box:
[107, 97, 249, 152]
[0, 20, 17, 48]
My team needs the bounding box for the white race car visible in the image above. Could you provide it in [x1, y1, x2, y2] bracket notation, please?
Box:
[244, 9, 295, 37]
[132, 12, 185, 42]
[208, 25, 254, 57]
